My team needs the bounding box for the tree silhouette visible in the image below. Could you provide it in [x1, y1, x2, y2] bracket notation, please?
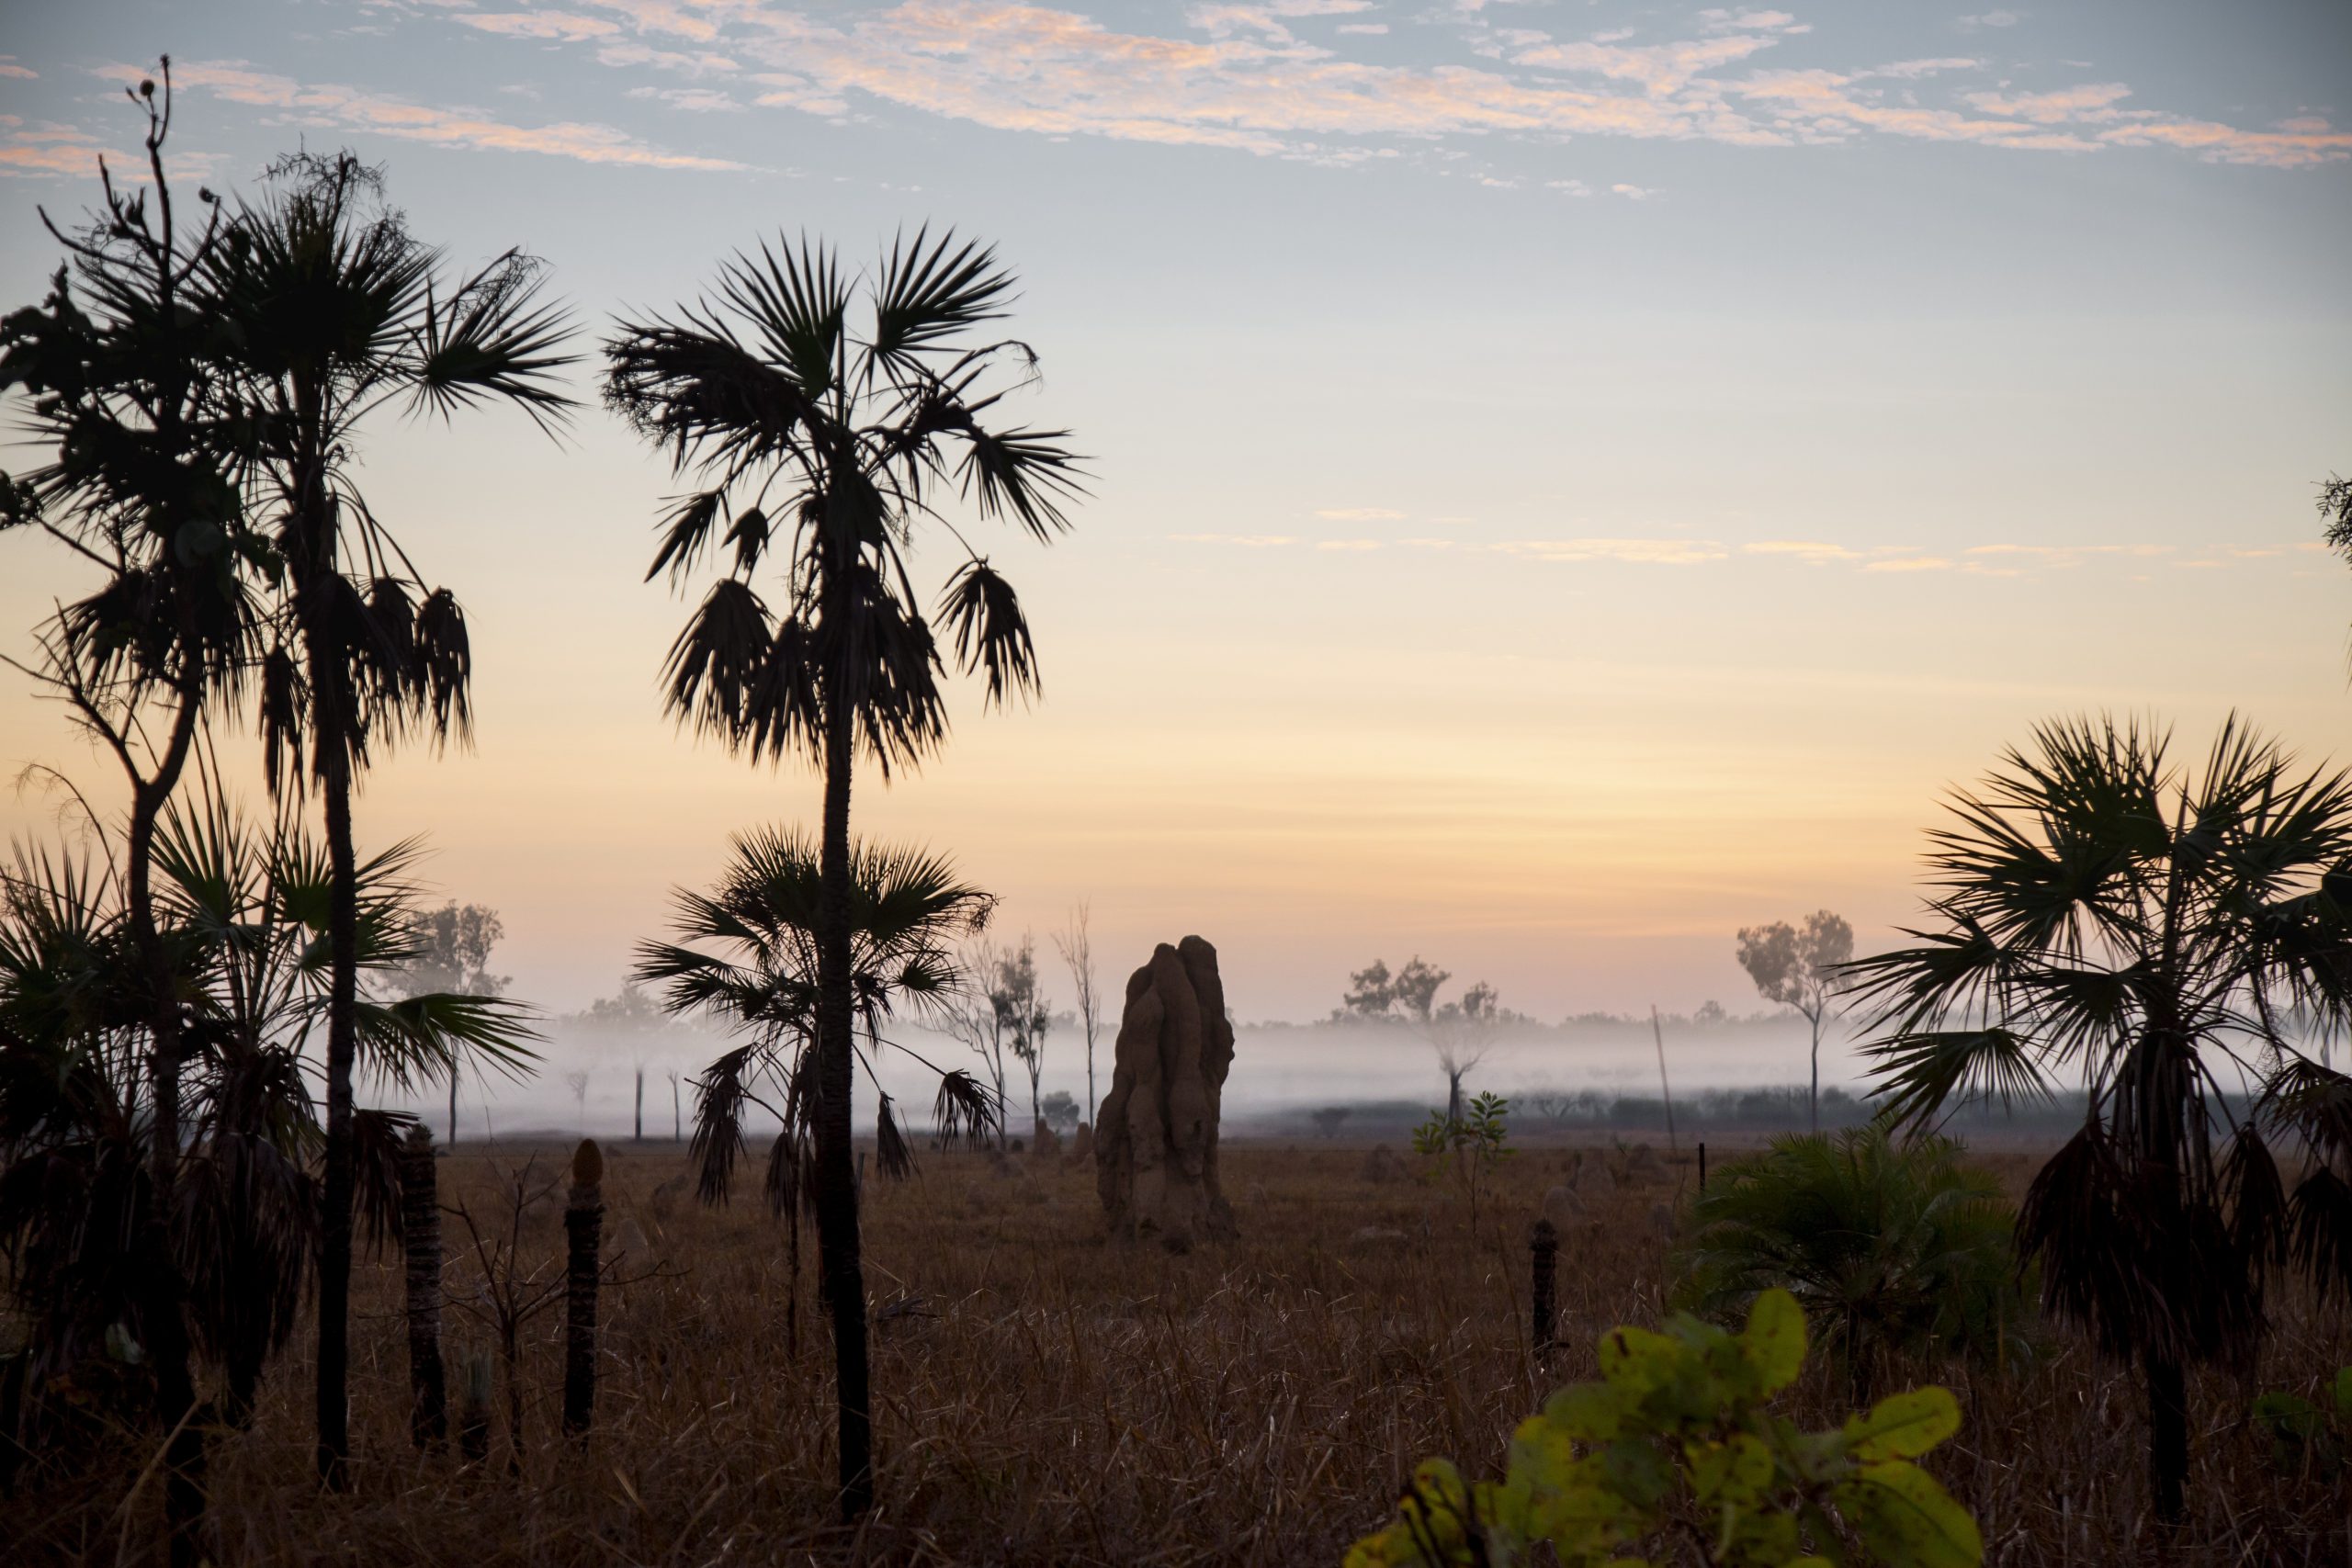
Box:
[992, 936, 1052, 1136]
[1338, 955, 1498, 1123]
[0, 787, 531, 1488]
[1053, 902, 1101, 1127]
[1736, 910, 1854, 1132]
[632, 827, 997, 1356]
[209, 148, 572, 1483]
[1847, 715, 2352, 1522]
[0, 62, 254, 1559]
[603, 229, 1081, 1517]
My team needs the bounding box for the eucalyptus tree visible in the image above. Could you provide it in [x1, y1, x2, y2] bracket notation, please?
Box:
[208, 149, 572, 1481]
[0, 62, 257, 1557]
[1736, 910, 1854, 1132]
[1847, 716, 2352, 1523]
[993, 935, 1053, 1137]
[604, 231, 1082, 1516]
[631, 827, 997, 1351]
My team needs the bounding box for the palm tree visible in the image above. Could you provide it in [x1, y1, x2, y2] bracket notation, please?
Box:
[632, 827, 995, 1351]
[1847, 715, 2352, 1522]
[0, 785, 534, 1437]
[1673, 1126, 2028, 1399]
[603, 230, 1082, 1517]
[0, 64, 257, 1558]
[208, 149, 572, 1481]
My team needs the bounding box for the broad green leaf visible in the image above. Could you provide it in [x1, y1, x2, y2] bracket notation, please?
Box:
[1780, 1425, 1855, 1488]
[1686, 1433, 1774, 1505]
[1741, 1288, 1807, 1394]
[1474, 1476, 1535, 1558]
[1722, 1510, 1804, 1567]
[1544, 1382, 1628, 1441]
[1598, 1325, 1682, 1393]
[1597, 1438, 1676, 1511]
[1845, 1388, 1962, 1461]
[1341, 1526, 1425, 1568]
[1527, 1491, 1617, 1558]
[1836, 1460, 1984, 1568]
[1510, 1413, 1581, 1491]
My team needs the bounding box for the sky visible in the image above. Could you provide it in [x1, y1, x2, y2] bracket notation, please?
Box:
[3, 0, 2349, 1038]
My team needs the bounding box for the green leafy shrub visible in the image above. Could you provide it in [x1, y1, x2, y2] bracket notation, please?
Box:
[2251, 1366, 2351, 1480]
[1673, 1128, 2029, 1393]
[1412, 1091, 1514, 1228]
[1345, 1289, 1981, 1568]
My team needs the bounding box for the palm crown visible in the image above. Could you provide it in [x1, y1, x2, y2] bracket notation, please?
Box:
[1845, 714, 2352, 1517]
[634, 826, 997, 1206]
[209, 151, 574, 785]
[603, 228, 1082, 769]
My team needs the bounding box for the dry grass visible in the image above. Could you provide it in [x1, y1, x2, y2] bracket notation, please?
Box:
[12, 1136, 2352, 1565]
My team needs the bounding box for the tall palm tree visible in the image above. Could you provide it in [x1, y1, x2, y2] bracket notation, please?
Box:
[209, 149, 572, 1481]
[0, 63, 258, 1558]
[633, 827, 996, 1350]
[603, 231, 1082, 1516]
[1847, 715, 2352, 1523]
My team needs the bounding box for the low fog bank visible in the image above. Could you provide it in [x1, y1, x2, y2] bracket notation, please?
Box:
[374, 1010, 1941, 1145]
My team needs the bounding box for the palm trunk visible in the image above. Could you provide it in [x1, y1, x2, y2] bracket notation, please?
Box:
[448, 1059, 459, 1149]
[2145, 1347, 2188, 1524]
[1808, 1011, 1822, 1134]
[813, 695, 874, 1519]
[315, 705, 358, 1486]
[128, 683, 208, 1565]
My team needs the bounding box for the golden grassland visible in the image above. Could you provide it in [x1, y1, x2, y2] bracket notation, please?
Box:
[12, 1135, 2352, 1565]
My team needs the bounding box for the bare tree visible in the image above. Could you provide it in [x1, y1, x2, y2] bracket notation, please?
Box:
[994, 937, 1052, 1137]
[564, 1070, 590, 1134]
[942, 938, 1012, 1149]
[1053, 902, 1102, 1126]
[1430, 980, 1500, 1126]
[1735, 910, 1854, 1132]
[382, 905, 507, 1154]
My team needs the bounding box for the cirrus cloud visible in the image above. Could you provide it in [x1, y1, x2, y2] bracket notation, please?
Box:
[87, 58, 750, 171]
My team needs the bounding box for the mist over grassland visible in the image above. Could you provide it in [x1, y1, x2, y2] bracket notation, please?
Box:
[385, 1007, 1892, 1140]
[399, 1000, 2339, 1144]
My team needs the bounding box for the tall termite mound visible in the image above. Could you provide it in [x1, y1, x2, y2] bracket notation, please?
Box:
[1094, 936, 1238, 1247]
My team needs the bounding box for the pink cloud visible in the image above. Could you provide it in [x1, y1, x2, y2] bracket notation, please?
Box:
[91, 59, 749, 170]
[404, 1, 2352, 171]
[456, 12, 624, 40]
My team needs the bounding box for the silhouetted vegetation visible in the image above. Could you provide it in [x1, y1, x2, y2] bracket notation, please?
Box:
[1736, 910, 1853, 1132]
[1675, 1127, 2030, 1396]
[602, 228, 1080, 1520]
[1849, 715, 2352, 1523]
